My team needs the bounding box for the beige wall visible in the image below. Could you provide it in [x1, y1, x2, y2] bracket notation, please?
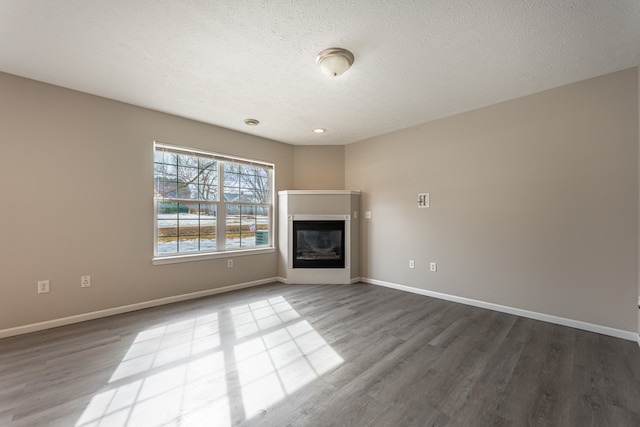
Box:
[346, 68, 639, 332]
[0, 72, 295, 330]
[2, 68, 639, 336]
[293, 145, 345, 190]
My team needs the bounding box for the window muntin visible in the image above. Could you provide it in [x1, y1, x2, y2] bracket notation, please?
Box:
[154, 143, 273, 258]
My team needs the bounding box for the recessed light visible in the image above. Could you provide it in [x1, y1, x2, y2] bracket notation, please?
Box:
[313, 128, 326, 134]
[244, 118, 259, 126]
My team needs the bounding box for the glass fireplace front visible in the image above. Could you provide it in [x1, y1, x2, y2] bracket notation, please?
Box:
[292, 220, 345, 268]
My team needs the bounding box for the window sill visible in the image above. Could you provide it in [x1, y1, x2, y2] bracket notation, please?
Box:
[152, 247, 276, 265]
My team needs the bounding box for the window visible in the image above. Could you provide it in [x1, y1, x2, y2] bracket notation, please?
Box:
[153, 142, 273, 262]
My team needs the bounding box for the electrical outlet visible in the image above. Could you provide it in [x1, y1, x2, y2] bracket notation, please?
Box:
[409, 260, 415, 269]
[81, 275, 91, 287]
[37, 280, 50, 294]
[430, 262, 437, 272]
[364, 211, 372, 219]
[227, 259, 233, 268]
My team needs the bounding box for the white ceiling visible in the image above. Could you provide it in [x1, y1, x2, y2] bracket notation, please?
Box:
[1, 1, 639, 145]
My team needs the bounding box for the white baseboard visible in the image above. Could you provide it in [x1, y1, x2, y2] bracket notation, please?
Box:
[6, 276, 634, 344]
[276, 276, 362, 285]
[363, 277, 638, 342]
[0, 278, 278, 339]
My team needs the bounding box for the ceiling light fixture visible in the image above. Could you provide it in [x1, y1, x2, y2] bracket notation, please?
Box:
[313, 128, 326, 134]
[244, 118, 259, 126]
[316, 47, 354, 77]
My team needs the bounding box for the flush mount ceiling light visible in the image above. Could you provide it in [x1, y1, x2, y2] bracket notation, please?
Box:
[244, 118, 259, 126]
[316, 47, 354, 77]
[313, 128, 326, 134]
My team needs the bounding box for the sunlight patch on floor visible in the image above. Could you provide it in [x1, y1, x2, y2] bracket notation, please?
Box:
[75, 296, 342, 426]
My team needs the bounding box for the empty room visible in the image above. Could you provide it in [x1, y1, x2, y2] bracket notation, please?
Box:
[1, 1, 640, 426]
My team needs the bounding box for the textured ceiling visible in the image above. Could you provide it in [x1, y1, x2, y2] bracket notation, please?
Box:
[1, 0, 639, 145]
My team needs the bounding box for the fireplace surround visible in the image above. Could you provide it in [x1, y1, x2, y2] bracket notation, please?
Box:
[278, 190, 360, 284]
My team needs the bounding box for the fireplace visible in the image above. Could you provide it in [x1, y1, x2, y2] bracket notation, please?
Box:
[278, 190, 360, 284]
[293, 220, 345, 269]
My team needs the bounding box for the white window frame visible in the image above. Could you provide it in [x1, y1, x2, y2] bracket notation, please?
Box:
[152, 141, 275, 265]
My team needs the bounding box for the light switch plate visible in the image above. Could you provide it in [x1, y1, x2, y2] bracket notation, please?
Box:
[418, 193, 430, 208]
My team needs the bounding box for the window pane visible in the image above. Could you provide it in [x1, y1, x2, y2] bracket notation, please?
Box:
[154, 150, 166, 163]
[176, 181, 195, 199]
[154, 163, 173, 198]
[158, 203, 178, 217]
[226, 204, 241, 249]
[201, 204, 217, 250]
[165, 153, 178, 166]
[255, 208, 269, 247]
[240, 165, 270, 203]
[177, 236, 199, 253]
[180, 165, 198, 182]
[200, 203, 217, 217]
[154, 176, 167, 198]
[256, 175, 270, 203]
[201, 221, 216, 235]
[200, 236, 216, 251]
[199, 184, 218, 201]
[198, 159, 218, 200]
[199, 158, 216, 170]
[224, 166, 240, 202]
[157, 206, 178, 254]
[157, 237, 177, 254]
[177, 153, 195, 167]
[241, 205, 257, 247]
[224, 162, 240, 173]
[178, 203, 198, 235]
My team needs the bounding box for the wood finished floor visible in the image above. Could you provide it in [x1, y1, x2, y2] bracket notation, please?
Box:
[1, 282, 640, 427]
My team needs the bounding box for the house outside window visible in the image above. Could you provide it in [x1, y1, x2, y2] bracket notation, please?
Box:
[153, 142, 274, 263]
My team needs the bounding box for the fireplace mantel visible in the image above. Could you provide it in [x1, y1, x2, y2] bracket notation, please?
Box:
[278, 190, 360, 284]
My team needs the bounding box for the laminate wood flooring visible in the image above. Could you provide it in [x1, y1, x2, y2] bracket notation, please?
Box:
[1, 282, 639, 426]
